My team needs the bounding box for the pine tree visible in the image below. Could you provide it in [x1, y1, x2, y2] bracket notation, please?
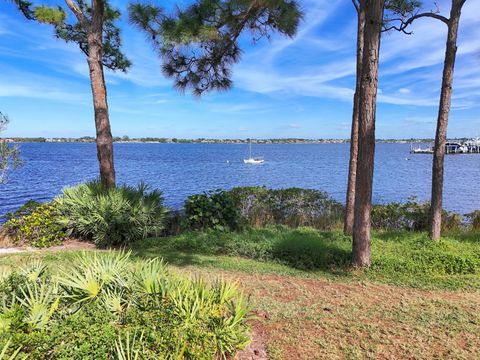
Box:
[12, 0, 131, 187]
[128, 0, 302, 95]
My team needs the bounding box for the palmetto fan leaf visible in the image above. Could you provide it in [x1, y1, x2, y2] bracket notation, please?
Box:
[114, 332, 145, 360]
[132, 258, 170, 308]
[20, 259, 47, 282]
[0, 339, 25, 360]
[17, 281, 60, 330]
[56, 266, 102, 304]
[56, 181, 167, 247]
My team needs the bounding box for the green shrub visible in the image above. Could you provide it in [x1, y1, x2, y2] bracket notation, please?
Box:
[162, 210, 187, 236]
[183, 187, 343, 232]
[55, 181, 167, 247]
[3, 200, 41, 222]
[185, 190, 240, 231]
[465, 211, 480, 231]
[3, 203, 66, 248]
[0, 252, 251, 359]
[371, 198, 462, 232]
[370, 235, 480, 277]
[371, 198, 429, 231]
[231, 187, 344, 230]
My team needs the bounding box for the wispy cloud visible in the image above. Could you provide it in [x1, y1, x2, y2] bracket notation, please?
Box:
[0, 0, 478, 138]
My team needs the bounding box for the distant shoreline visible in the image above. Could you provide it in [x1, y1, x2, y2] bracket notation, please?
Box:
[0, 137, 443, 144]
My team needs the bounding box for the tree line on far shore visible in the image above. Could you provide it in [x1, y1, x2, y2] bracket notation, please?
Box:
[3, 0, 471, 267]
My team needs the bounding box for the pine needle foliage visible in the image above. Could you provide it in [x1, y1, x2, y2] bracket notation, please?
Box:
[15, 0, 131, 72]
[129, 0, 303, 95]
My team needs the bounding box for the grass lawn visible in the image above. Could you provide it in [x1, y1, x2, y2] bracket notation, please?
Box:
[1, 227, 479, 359]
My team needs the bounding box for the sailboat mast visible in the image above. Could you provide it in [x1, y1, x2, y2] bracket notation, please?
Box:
[249, 139, 252, 158]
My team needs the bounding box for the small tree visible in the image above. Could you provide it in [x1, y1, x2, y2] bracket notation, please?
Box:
[0, 112, 22, 183]
[13, 0, 131, 188]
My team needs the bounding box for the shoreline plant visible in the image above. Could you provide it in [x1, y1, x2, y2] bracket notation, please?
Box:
[55, 181, 167, 247]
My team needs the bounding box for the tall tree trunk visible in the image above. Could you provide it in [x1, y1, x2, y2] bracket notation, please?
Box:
[429, 0, 465, 241]
[344, 4, 365, 236]
[352, 0, 384, 267]
[87, 0, 115, 188]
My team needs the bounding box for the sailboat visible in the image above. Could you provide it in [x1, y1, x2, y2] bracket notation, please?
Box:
[244, 139, 264, 164]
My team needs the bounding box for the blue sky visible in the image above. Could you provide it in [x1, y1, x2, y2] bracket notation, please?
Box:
[0, 0, 479, 139]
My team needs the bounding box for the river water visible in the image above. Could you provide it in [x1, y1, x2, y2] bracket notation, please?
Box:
[1, 142, 479, 217]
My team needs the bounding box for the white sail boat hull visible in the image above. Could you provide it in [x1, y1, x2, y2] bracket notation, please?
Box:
[244, 139, 265, 164]
[243, 158, 264, 164]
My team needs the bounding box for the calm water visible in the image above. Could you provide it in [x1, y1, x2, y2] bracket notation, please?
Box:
[1, 142, 479, 217]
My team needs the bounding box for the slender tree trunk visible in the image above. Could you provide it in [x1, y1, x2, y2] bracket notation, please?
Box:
[429, 0, 465, 240]
[87, 0, 115, 188]
[352, 0, 384, 267]
[344, 5, 365, 236]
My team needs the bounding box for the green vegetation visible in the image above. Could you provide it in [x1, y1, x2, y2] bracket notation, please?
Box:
[231, 187, 343, 230]
[182, 187, 343, 233]
[466, 210, 480, 230]
[0, 251, 250, 359]
[371, 197, 462, 231]
[134, 227, 480, 290]
[2, 201, 66, 248]
[0, 112, 22, 184]
[1, 230, 479, 359]
[185, 190, 241, 231]
[56, 181, 167, 247]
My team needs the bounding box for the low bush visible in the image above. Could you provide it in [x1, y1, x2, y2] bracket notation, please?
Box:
[183, 187, 344, 232]
[3, 200, 42, 222]
[55, 181, 167, 247]
[371, 198, 462, 232]
[0, 252, 250, 359]
[465, 211, 480, 231]
[231, 187, 344, 230]
[185, 190, 240, 231]
[2, 202, 66, 248]
[370, 233, 480, 277]
[162, 210, 186, 236]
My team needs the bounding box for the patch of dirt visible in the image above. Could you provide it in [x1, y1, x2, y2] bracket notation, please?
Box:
[0, 238, 96, 255]
[0, 248, 25, 255]
[45, 238, 96, 251]
[187, 269, 480, 359]
[234, 318, 269, 360]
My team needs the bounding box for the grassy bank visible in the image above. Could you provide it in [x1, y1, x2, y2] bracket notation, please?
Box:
[1, 227, 479, 359]
[3, 226, 477, 291]
[128, 226, 480, 291]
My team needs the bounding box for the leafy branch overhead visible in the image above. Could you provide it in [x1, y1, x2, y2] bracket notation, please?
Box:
[129, 0, 303, 95]
[20, 0, 131, 72]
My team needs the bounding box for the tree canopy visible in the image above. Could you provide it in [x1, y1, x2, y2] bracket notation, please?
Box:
[129, 0, 303, 95]
[13, 0, 131, 72]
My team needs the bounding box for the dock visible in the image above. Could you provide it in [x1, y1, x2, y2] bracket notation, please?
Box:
[411, 138, 480, 154]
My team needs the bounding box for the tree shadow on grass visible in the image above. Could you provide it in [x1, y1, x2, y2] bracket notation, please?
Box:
[271, 230, 352, 274]
[131, 247, 202, 267]
[129, 229, 354, 276]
